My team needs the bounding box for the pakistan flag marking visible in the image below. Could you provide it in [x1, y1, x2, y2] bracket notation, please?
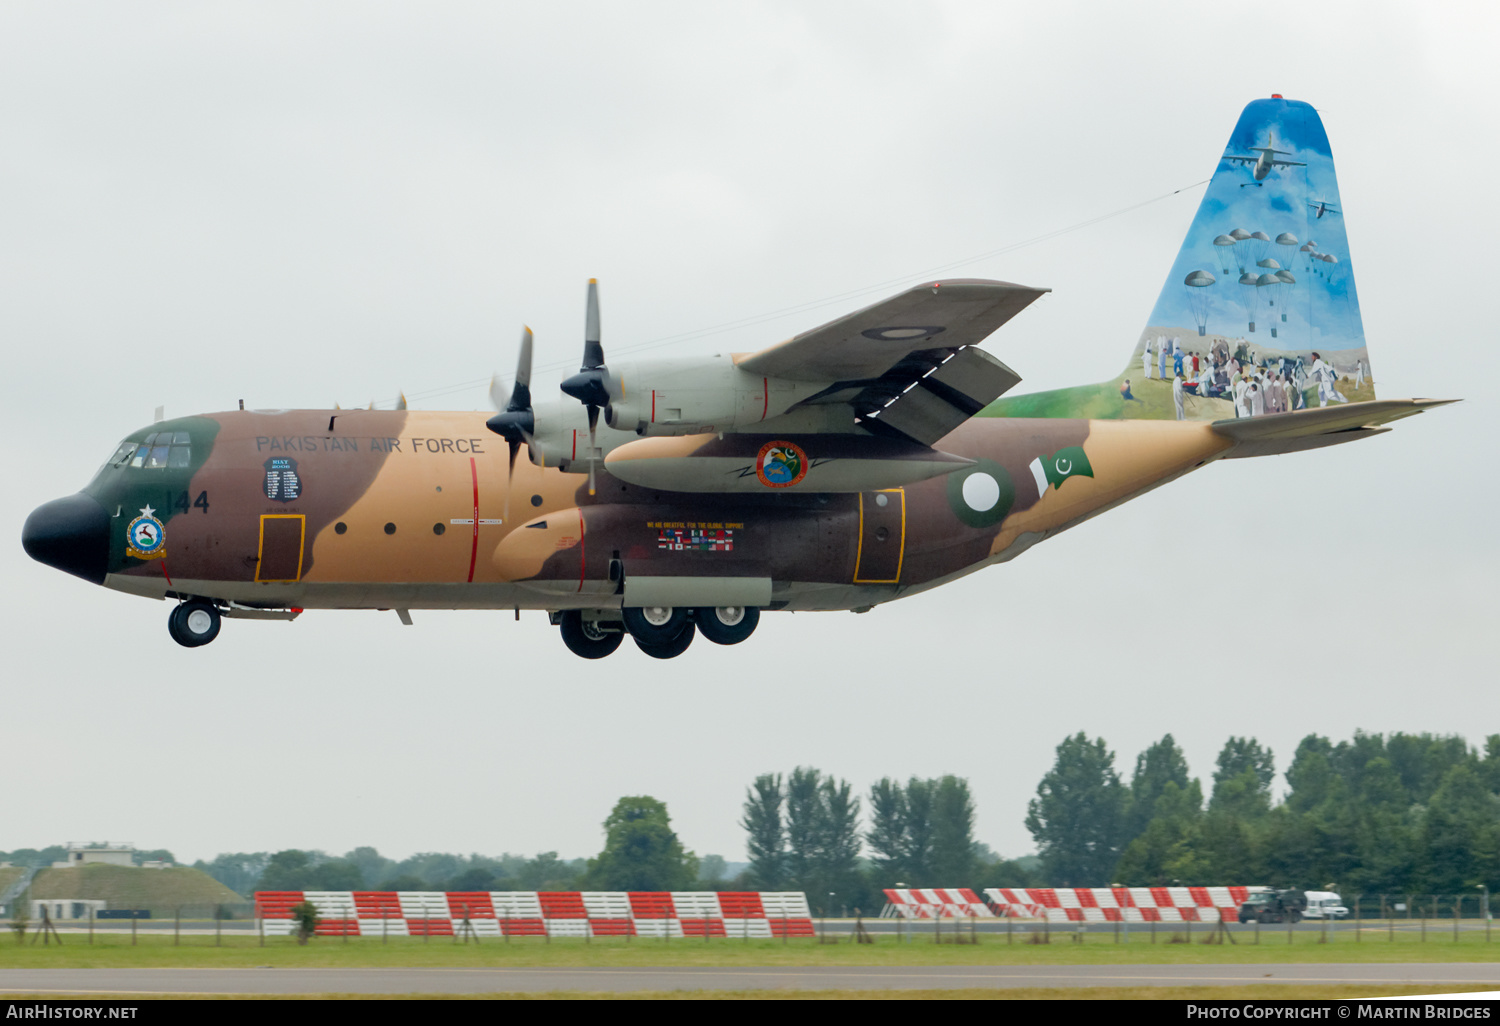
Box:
[1029, 445, 1094, 496]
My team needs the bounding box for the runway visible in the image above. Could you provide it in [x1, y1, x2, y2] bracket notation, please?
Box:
[3, 964, 1499, 995]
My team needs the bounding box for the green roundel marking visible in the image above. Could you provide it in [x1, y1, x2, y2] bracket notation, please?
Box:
[946, 459, 1015, 528]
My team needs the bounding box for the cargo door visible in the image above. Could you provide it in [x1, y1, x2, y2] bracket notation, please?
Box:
[853, 488, 905, 584]
[256, 514, 306, 582]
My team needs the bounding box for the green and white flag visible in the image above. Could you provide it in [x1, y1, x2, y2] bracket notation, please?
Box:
[1029, 445, 1094, 495]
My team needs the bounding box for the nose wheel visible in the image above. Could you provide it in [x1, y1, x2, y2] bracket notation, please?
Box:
[168, 600, 222, 648]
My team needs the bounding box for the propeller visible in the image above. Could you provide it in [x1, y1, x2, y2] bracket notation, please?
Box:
[486, 327, 535, 518]
[558, 279, 611, 495]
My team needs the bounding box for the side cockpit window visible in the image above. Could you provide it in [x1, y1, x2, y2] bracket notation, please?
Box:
[118, 431, 191, 471]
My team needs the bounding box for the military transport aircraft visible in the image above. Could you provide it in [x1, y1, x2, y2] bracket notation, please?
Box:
[22, 97, 1451, 659]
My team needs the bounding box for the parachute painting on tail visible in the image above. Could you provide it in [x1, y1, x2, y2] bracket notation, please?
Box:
[990, 96, 1372, 423]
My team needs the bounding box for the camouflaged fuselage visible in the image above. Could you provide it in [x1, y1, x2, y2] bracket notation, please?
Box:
[79, 410, 1230, 612]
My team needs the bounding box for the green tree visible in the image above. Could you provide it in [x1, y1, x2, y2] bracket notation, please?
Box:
[1025, 733, 1127, 885]
[741, 773, 786, 889]
[785, 767, 825, 890]
[1423, 762, 1500, 894]
[257, 850, 316, 891]
[930, 776, 978, 883]
[865, 777, 908, 879]
[863, 776, 934, 883]
[1124, 734, 1192, 842]
[1210, 737, 1275, 815]
[193, 852, 270, 898]
[586, 796, 696, 891]
[782, 767, 863, 906]
[343, 847, 395, 888]
[1113, 779, 1206, 885]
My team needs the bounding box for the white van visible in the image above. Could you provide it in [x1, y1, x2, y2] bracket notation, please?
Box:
[1301, 891, 1348, 920]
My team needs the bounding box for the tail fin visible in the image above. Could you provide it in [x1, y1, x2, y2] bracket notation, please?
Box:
[993, 96, 1372, 421]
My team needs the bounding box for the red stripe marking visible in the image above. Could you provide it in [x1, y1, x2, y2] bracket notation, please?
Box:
[651, 389, 656, 422]
[160, 560, 173, 586]
[577, 508, 586, 592]
[762, 377, 768, 420]
[572, 429, 577, 461]
[466, 457, 479, 583]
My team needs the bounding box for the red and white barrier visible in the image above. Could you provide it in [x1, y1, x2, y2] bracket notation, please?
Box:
[254, 890, 816, 938]
[984, 887, 1250, 923]
[881, 888, 994, 919]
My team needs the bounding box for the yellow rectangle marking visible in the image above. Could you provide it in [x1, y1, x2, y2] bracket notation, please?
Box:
[256, 514, 306, 583]
[853, 488, 905, 584]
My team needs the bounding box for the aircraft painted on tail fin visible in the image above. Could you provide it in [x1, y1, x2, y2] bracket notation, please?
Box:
[22, 97, 1453, 659]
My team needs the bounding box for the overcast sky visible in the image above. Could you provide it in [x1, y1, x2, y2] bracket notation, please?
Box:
[3, 2, 1496, 871]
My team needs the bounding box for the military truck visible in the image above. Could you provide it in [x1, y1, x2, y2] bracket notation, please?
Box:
[1238, 889, 1307, 924]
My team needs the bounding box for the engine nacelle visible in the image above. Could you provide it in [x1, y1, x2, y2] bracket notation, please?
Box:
[605, 356, 813, 436]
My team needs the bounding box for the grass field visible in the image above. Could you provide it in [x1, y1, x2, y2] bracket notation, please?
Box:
[4, 929, 1500, 969]
[28, 865, 242, 914]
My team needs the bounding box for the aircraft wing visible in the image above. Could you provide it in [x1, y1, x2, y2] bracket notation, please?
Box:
[1271, 158, 1307, 168]
[736, 278, 1045, 445]
[1213, 398, 1456, 458]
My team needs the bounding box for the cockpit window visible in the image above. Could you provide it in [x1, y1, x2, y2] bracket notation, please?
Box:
[117, 431, 190, 471]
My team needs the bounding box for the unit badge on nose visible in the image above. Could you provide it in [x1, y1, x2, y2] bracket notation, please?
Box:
[126, 505, 167, 560]
[264, 456, 303, 502]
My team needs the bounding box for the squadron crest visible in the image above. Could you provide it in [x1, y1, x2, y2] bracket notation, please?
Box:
[125, 505, 166, 560]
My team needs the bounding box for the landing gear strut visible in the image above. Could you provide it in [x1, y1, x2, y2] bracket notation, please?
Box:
[558, 610, 624, 659]
[168, 600, 221, 648]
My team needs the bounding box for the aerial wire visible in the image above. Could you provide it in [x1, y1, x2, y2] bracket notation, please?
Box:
[368, 177, 1211, 409]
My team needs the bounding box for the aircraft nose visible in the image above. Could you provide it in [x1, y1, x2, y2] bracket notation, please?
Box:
[22, 493, 110, 585]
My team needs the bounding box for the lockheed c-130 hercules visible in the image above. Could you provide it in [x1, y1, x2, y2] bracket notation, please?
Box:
[22, 97, 1452, 658]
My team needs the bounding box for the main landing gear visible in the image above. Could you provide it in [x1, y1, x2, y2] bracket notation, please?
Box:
[167, 600, 221, 648]
[555, 605, 761, 660]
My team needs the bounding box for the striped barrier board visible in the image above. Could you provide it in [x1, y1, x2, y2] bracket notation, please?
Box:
[881, 888, 994, 919]
[983, 887, 1251, 923]
[254, 890, 816, 938]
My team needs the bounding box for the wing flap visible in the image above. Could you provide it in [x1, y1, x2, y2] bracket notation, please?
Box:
[865, 347, 1023, 445]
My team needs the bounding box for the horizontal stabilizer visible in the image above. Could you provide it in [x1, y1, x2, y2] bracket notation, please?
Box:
[1213, 398, 1456, 458]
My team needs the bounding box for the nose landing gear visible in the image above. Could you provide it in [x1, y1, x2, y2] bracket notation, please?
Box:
[168, 600, 222, 648]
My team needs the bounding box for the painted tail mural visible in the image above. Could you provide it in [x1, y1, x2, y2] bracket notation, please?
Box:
[992, 96, 1372, 422]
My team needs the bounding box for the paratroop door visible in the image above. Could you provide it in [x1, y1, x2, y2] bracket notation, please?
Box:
[853, 489, 905, 584]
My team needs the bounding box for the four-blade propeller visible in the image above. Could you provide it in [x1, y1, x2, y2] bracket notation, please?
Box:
[485, 279, 616, 505]
[486, 327, 535, 518]
[558, 279, 614, 495]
